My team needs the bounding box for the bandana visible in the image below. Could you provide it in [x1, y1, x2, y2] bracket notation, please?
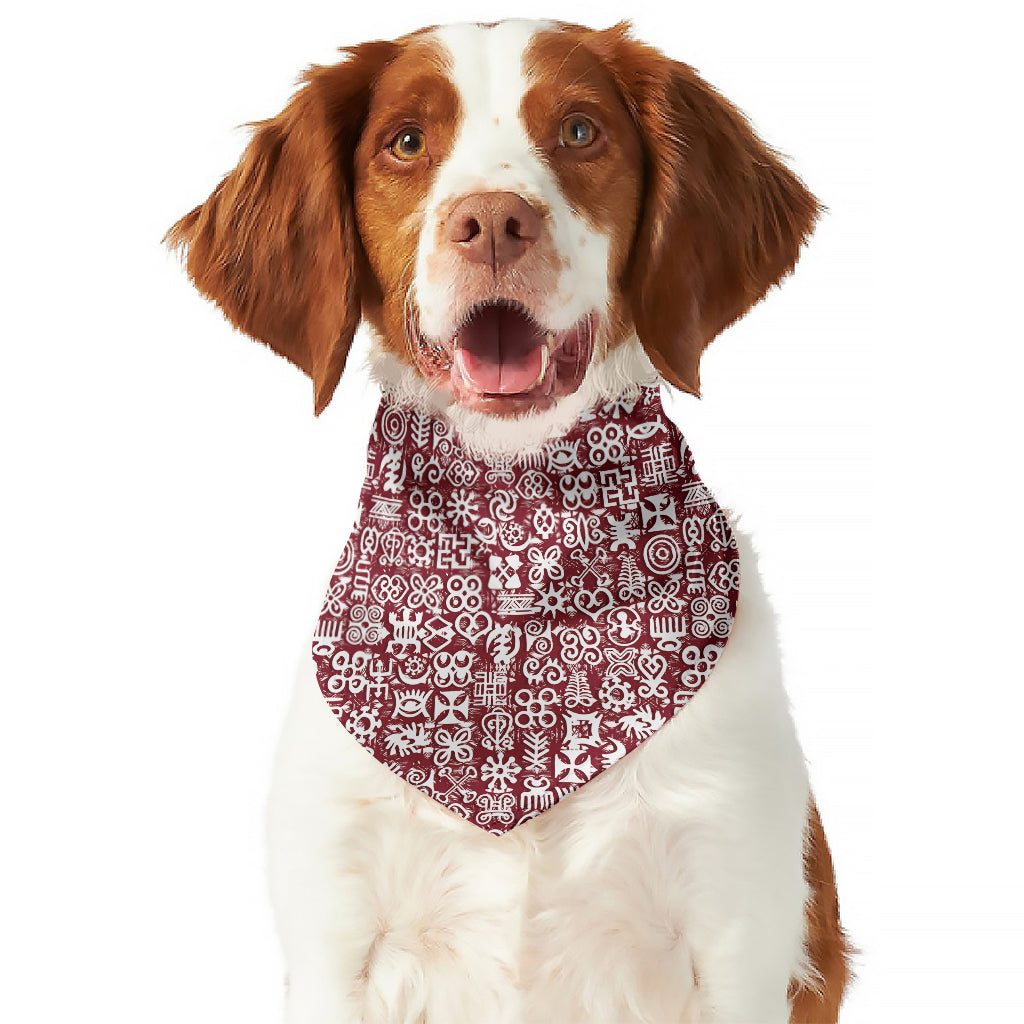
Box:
[312, 386, 739, 833]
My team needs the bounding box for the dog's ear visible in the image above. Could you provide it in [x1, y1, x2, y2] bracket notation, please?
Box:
[588, 24, 820, 395]
[165, 41, 398, 414]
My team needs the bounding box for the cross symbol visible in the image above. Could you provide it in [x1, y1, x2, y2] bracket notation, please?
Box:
[554, 750, 596, 785]
[570, 549, 611, 588]
[640, 493, 678, 531]
[436, 766, 477, 803]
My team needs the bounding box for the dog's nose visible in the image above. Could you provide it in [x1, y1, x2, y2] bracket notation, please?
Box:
[445, 191, 542, 269]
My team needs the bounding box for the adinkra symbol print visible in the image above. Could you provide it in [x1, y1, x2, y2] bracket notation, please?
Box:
[312, 387, 739, 833]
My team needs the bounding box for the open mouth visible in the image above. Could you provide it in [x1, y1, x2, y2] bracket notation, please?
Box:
[455, 302, 551, 394]
[411, 299, 594, 412]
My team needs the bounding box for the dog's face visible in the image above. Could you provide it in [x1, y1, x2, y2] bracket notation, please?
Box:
[168, 19, 817, 424]
[354, 21, 644, 417]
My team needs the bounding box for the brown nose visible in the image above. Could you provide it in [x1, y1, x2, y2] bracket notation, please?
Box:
[445, 191, 542, 269]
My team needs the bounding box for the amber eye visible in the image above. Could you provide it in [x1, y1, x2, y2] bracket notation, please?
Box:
[389, 126, 427, 162]
[559, 114, 598, 149]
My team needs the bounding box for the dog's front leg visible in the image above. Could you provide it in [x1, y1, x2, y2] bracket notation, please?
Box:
[655, 536, 815, 1024]
[267, 660, 385, 1023]
[520, 532, 814, 1024]
[268, 658, 529, 1024]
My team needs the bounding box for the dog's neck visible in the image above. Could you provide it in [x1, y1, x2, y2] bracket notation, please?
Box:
[367, 333, 662, 457]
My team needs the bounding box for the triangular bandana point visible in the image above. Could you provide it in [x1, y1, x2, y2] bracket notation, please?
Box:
[312, 386, 739, 834]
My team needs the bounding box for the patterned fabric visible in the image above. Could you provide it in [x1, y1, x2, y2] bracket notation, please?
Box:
[312, 386, 739, 833]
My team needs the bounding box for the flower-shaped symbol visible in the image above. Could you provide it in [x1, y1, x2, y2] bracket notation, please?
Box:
[446, 488, 479, 527]
[433, 726, 474, 765]
[527, 544, 565, 588]
[323, 579, 348, 616]
[408, 572, 444, 612]
[646, 577, 684, 614]
[480, 752, 521, 793]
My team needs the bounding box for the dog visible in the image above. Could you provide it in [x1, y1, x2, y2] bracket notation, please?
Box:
[167, 18, 851, 1023]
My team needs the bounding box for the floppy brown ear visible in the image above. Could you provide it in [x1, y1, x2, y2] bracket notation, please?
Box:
[589, 25, 820, 394]
[165, 41, 398, 414]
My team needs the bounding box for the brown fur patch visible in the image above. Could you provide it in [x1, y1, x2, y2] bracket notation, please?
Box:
[353, 38, 461, 360]
[521, 28, 645, 355]
[576, 22, 821, 394]
[790, 800, 854, 1023]
[165, 40, 402, 414]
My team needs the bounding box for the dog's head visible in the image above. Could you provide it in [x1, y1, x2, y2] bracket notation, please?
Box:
[168, 19, 817, 430]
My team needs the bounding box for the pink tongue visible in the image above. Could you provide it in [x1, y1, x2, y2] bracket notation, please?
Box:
[455, 305, 547, 394]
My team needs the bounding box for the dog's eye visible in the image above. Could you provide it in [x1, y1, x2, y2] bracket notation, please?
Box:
[559, 114, 598, 149]
[389, 127, 427, 162]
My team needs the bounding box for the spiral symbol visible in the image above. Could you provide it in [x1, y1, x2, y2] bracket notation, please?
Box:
[370, 574, 408, 605]
[335, 539, 355, 576]
[381, 406, 407, 445]
[691, 594, 732, 638]
[644, 535, 681, 574]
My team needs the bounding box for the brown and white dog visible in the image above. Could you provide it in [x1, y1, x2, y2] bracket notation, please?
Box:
[168, 18, 851, 1024]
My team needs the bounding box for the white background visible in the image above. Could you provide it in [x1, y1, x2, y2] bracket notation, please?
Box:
[1, 1, 1020, 1020]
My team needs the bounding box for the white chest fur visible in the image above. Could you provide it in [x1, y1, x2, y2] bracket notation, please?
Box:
[268, 525, 812, 1024]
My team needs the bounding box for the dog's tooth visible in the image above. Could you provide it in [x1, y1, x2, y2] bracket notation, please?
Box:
[537, 340, 551, 385]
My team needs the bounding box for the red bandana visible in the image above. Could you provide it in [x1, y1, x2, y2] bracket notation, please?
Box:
[313, 387, 739, 833]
